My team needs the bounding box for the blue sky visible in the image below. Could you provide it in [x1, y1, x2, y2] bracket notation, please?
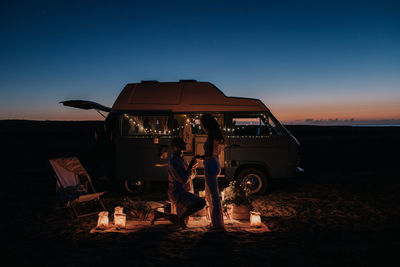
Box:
[1, 0, 399, 122]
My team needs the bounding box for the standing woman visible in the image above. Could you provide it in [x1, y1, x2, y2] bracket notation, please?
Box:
[200, 114, 226, 230]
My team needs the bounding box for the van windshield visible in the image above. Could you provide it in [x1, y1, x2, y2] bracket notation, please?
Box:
[120, 114, 170, 135]
[261, 115, 282, 135]
[231, 113, 282, 136]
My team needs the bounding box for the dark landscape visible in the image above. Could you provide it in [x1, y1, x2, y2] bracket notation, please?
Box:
[2, 120, 399, 266]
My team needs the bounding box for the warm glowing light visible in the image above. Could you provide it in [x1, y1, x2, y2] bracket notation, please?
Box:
[114, 213, 126, 229]
[113, 206, 126, 229]
[198, 190, 205, 198]
[97, 211, 109, 229]
[114, 206, 123, 214]
[250, 211, 262, 227]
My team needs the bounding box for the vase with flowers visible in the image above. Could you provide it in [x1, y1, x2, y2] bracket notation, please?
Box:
[222, 181, 252, 220]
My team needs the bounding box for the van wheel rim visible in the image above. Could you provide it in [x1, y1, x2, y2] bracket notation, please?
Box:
[124, 179, 144, 194]
[243, 174, 262, 193]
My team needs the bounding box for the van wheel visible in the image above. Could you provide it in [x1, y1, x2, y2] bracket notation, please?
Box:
[237, 168, 268, 195]
[124, 179, 149, 195]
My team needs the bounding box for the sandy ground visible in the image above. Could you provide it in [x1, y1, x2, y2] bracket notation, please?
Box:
[89, 218, 270, 234]
[5, 175, 399, 266]
[2, 121, 400, 266]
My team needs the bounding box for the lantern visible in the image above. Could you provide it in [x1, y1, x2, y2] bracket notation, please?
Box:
[114, 206, 126, 229]
[97, 211, 109, 229]
[114, 206, 123, 214]
[114, 213, 126, 229]
[250, 211, 262, 227]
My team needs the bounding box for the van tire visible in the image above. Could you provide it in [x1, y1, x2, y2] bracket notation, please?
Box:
[124, 179, 150, 195]
[237, 168, 268, 195]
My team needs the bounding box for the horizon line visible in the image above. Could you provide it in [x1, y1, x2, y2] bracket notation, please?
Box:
[2, 117, 400, 126]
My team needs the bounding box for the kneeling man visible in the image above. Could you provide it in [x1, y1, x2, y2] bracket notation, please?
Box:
[153, 137, 206, 228]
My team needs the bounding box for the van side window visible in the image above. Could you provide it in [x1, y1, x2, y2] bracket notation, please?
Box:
[172, 114, 224, 153]
[120, 115, 169, 135]
[190, 116, 205, 135]
[172, 114, 224, 136]
[171, 114, 197, 136]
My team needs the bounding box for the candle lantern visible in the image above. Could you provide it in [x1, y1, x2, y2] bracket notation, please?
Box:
[114, 213, 126, 229]
[97, 211, 109, 229]
[114, 206, 126, 229]
[250, 211, 262, 227]
[114, 206, 123, 214]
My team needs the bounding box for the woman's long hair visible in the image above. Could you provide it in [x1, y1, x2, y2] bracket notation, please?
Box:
[201, 114, 225, 142]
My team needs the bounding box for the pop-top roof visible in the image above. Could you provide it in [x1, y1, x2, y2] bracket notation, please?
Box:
[111, 81, 268, 113]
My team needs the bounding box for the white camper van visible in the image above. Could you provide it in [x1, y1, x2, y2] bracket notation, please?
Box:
[62, 80, 301, 195]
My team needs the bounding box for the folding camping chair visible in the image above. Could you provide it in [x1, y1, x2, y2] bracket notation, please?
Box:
[49, 157, 107, 218]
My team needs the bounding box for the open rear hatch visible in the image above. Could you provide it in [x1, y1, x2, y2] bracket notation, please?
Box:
[60, 100, 111, 118]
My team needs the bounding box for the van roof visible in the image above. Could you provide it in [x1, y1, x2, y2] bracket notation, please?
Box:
[111, 81, 268, 113]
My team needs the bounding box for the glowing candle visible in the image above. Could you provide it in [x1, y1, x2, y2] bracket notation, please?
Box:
[114, 213, 126, 229]
[250, 211, 262, 227]
[114, 206, 123, 214]
[97, 211, 109, 229]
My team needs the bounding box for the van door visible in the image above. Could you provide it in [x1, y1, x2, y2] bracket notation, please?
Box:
[225, 113, 289, 180]
[115, 113, 172, 188]
[172, 113, 225, 177]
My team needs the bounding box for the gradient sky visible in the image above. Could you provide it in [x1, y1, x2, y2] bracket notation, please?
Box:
[1, 0, 399, 123]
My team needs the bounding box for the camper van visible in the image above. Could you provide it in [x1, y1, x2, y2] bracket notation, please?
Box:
[62, 80, 301, 195]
